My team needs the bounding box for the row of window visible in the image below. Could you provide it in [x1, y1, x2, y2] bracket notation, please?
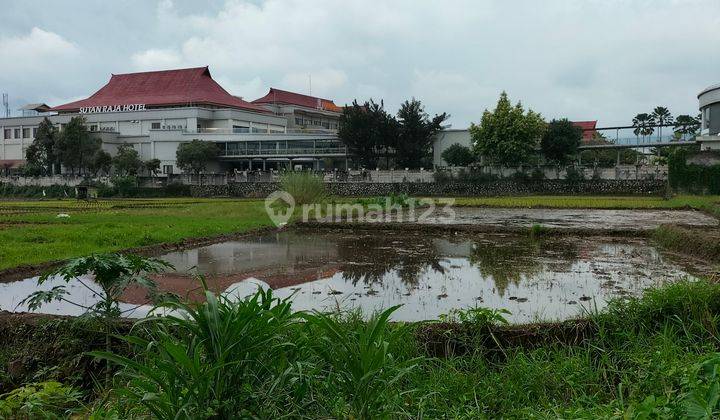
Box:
[293, 117, 338, 130]
[2, 127, 37, 140]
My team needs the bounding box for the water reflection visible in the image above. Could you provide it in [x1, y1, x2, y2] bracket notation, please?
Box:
[0, 229, 697, 323]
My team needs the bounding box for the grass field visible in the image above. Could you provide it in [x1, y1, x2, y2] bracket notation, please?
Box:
[1, 195, 718, 272]
[446, 194, 720, 216]
[0, 199, 273, 271]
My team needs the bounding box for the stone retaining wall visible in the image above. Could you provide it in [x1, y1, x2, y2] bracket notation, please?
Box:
[190, 179, 667, 198]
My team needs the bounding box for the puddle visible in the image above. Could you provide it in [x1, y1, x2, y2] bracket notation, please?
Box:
[0, 229, 702, 323]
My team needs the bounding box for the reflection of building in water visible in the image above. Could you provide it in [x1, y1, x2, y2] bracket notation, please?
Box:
[163, 233, 339, 276]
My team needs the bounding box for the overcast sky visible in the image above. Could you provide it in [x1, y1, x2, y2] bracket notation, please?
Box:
[0, 0, 718, 127]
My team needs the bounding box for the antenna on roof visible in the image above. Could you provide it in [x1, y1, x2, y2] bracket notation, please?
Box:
[2, 93, 8, 118]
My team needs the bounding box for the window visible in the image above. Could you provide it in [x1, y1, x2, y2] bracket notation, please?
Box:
[162, 165, 173, 175]
[14, 129, 20, 138]
[89, 125, 97, 132]
[251, 127, 266, 133]
[321, 121, 330, 129]
[32, 128, 37, 137]
[3, 129, 10, 139]
[312, 119, 321, 126]
[151, 122, 161, 130]
[295, 117, 303, 125]
[22, 128, 31, 138]
[233, 125, 250, 133]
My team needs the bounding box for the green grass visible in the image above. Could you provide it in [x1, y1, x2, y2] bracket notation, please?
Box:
[3, 279, 720, 417]
[445, 194, 720, 217]
[0, 198, 273, 271]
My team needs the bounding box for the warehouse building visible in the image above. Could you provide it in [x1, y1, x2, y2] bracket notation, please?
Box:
[0, 66, 348, 174]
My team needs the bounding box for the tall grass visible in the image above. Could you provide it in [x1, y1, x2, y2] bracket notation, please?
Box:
[84, 279, 720, 418]
[279, 171, 326, 205]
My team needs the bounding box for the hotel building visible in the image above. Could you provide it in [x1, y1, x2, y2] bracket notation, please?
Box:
[0, 66, 348, 174]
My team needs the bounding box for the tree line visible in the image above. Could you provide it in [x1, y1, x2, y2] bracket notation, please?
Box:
[338, 98, 448, 169]
[23, 116, 219, 178]
[441, 92, 703, 167]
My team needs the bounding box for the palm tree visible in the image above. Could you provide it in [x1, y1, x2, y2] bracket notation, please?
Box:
[651, 106, 673, 141]
[632, 113, 654, 143]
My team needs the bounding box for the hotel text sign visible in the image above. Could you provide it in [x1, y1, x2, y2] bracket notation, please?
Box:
[79, 104, 147, 114]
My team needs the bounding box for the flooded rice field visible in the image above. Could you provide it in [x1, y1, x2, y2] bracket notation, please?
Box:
[0, 228, 704, 323]
[384, 208, 719, 230]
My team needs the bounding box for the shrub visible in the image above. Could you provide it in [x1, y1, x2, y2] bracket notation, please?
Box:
[0, 381, 84, 418]
[441, 143, 475, 167]
[668, 146, 720, 194]
[280, 171, 326, 205]
[565, 166, 585, 184]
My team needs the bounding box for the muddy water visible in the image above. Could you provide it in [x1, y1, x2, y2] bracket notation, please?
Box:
[1, 230, 700, 323]
[384, 208, 719, 230]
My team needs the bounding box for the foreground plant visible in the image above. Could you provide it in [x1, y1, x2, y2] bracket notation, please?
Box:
[21, 253, 172, 382]
[0, 381, 84, 419]
[304, 306, 422, 419]
[91, 287, 303, 419]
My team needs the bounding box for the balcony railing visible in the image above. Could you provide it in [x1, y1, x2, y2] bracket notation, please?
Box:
[220, 147, 348, 157]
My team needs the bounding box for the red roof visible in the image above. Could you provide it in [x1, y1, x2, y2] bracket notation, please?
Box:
[252, 88, 342, 113]
[50, 67, 270, 113]
[572, 120, 598, 140]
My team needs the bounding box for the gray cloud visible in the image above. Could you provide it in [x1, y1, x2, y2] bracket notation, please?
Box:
[0, 0, 718, 127]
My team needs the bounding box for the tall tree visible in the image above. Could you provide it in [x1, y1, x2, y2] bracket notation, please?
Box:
[673, 114, 701, 140]
[338, 100, 397, 169]
[176, 140, 219, 176]
[540, 119, 583, 164]
[651, 106, 673, 141]
[395, 99, 448, 169]
[24, 117, 58, 175]
[632, 113, 655, 142]
[55, 116, 100, 175]
[470, 92, 546, 165]
[113, 144, 142, 176]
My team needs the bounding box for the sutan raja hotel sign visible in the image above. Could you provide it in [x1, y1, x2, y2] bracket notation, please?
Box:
[79, 104, 147, 114]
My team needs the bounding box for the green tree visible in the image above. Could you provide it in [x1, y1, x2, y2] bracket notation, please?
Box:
[651, 106, 673, 141]
[338, 100, 397, 169]
[632, 113, 655, 142]
[144, 158, 161, 179]
[470, 92, 546, 165]
[24, 117, 58, 175]
[113, 144, 142, 176]
[541, 119, 583, 164]
[395, 98, 448, 169]
[176, 139, 219, 176]
[441, 143, 475, 167]
[55, 116, 100, 175]
[89, 149, 113, 176]
[674, 114, 701, 140]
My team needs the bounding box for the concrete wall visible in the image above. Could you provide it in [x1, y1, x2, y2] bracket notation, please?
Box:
[190, 179, 668, 198]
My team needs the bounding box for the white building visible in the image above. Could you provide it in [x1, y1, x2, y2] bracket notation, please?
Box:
[0, 66, 349, 174]
[697, 83, 720, 151]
